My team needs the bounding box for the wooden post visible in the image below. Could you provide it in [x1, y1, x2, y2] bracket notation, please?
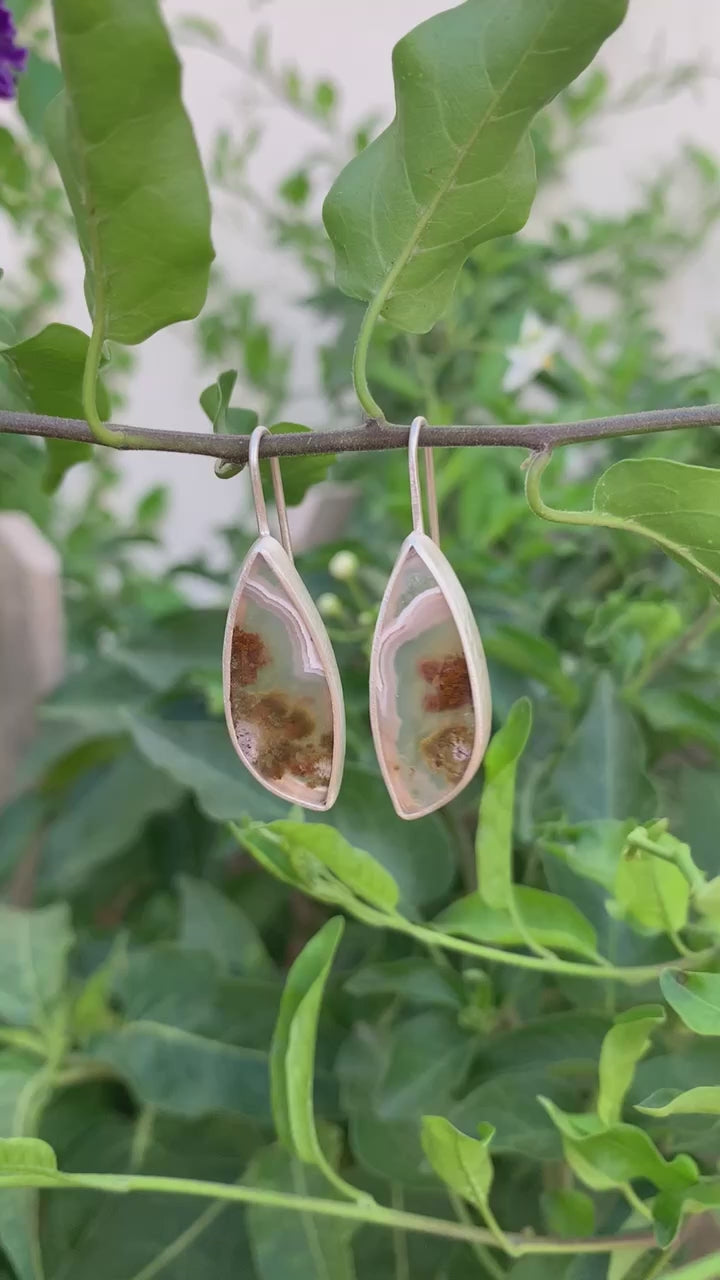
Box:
[0, 513, 64, 805]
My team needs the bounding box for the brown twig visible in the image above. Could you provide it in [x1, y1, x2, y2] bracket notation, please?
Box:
[0, 403, 719, 463]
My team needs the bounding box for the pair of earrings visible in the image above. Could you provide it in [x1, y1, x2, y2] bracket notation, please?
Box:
[222, 420, 492, 820]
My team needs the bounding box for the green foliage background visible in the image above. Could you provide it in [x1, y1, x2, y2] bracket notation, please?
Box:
[2, 0, 720, 1277]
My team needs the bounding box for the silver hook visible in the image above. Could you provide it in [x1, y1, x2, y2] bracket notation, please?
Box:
[408, 416, 440, 545]
[248, 425, 294, 561]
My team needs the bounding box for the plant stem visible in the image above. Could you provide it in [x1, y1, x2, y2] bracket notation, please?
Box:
[7, 1167, 659, 1257]
[127, 1199, 228, 1280]
[391, 1184, 410, 1280]
[353, 299, 387, 420]
[391, 913, 717, 985]
[448, 1193, 506, 1280]
[3, 403, 720, 461]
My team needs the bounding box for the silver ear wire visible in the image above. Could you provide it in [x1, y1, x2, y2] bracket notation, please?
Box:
[248, 425, 293, 561]
[408, 416, 440, 545]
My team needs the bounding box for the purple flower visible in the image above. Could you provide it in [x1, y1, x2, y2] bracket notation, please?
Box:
[0, 4, 27, 101]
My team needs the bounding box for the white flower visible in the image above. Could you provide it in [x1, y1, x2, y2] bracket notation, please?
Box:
[502, 310, 563, 394]
[317, 592, 343, 619]
[329, 550, 359, 581]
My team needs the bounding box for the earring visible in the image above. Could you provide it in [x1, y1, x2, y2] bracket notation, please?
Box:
[223, 426, 345, 811]
[370, 417, 492, 820]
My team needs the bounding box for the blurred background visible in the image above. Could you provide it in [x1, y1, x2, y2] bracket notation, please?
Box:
[2, 3, 720, 1274]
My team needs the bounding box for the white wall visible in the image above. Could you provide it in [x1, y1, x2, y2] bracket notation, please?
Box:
[16, 1, 720, 558]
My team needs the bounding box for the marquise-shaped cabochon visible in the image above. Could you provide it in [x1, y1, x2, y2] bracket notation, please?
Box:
[370, 534, 492, 819]
[223, 539, 344, 810]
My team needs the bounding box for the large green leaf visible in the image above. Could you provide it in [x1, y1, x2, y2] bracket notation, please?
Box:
[270, 918, 361, 1201]
[0, 905, 72, 1031]
[177, 875, 274, 977]
[130, 717, 454, 904]
[111, 609, 226, 692]
[323, 0, 627, 333]
[246, 1141, 358, 1280]
[16, 53, 63, 138]
[39, 748, 183, 894]
[47, 0, 213, 344]
[126, 715, 285, 822]
[374, 1013, 473, 1122]
[420, 1116, 495, 1209]
[660, 971, 720, 1036]
[0, 324, 109, 489]
[110, 945, 281, 1051]
[87, 1022, 271, 1119]
[597, 1007, 665, 1127]
[592, 459, 720, 600]
[476, 697, 531, 910]
[435, 885, 598, 958]
[552, 675, 656, 822]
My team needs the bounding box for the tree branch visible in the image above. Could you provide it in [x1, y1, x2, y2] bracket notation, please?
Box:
[0, 403, 719, 463]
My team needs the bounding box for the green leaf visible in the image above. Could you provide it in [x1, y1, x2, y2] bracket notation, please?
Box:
[652, 1178, 720, 1249]
[199, 379, 334, 500]
[268, 822, 399, 913]
[539, 1099, 699, 1194]
[476, 697, 532, 910]
[323, 0, 627, 333]
[374, 1012, 473, 1122]
[87, 1022, 271, 1119]
[110, 944, 282, 1051]
[483, 626, 579, 707]
[0, 127, 29, 204]
[637, 1087, 720, 1117]
[0, 1137, 57, 1176]
[266, 423, 335, 508]
[126, 715, 286, 822]
[16, 52, 63, 138]
[608, 1251, 667, 1280]
[0, 1060, 53, 1280]
[271, 918, 362, 1202]
[177, 874, 274, 977]
[435, 885, 598, 958]
[0, 323, 110, 489]
[39, 748, 184, 895]
[542, 1189, 595, 1239]
[344, 958, 462, 1009]
[47, 0, 213, 344]
[420, 1116, 495, 1208]
[246, 1140, 358, 1280]
[660, 970, 720, 1035]
[111, 609, 226, 692]
[0, 904, 72, 1030]
[450, 1071, 566, 1161]
[614, 830, 690, 935]
[659, 1254, 720, 1280]
[591, 459, 720, 600]
[597, 1006, 665, 1127]
[552, 674, 656, 822]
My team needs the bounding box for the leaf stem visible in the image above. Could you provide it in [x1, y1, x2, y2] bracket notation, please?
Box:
[353, 299, 387, 421]
[81, 304, 123, 448]
[5, 1166, 660, 1257]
